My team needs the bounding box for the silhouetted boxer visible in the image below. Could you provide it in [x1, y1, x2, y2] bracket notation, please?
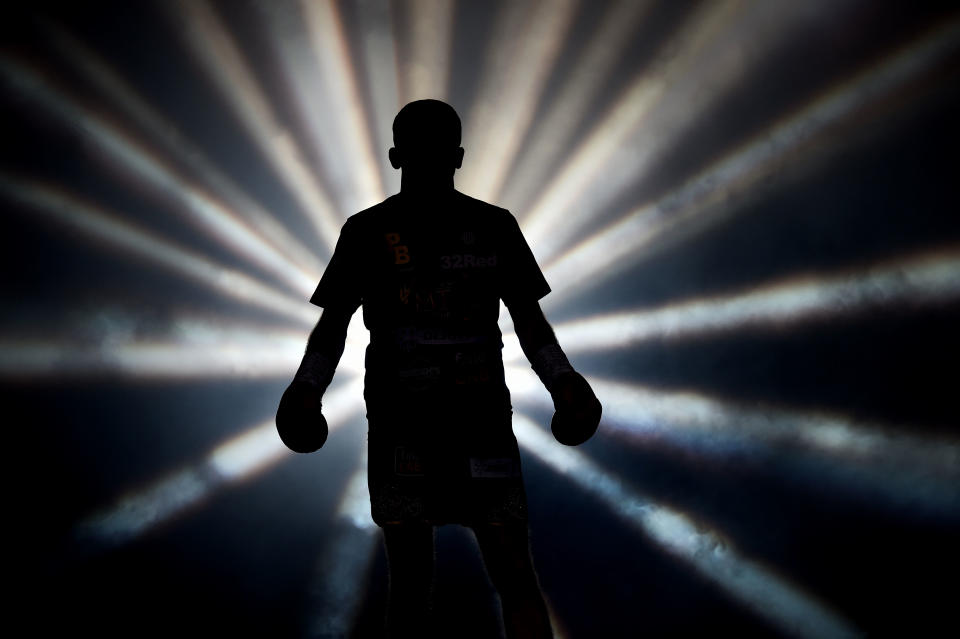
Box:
[278, 99, 600, 638]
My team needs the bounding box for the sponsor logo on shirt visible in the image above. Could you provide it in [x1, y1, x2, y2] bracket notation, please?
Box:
[385, 232, 410, 265]
[440, 254, 497, 269]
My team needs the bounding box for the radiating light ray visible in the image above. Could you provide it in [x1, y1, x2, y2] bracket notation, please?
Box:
[510, 369, 960, 514]
[76, 379, 365, 546]
[498, 0, 656, 211]
[397, 0, 455, 103]
[0, 312, 369, 380]
[169, 0, 343, 251]
[519, 248, 960, 358]
[306, 452, 379, 639]
[353, 0, 402, 195]
[518, 0, 743, 257]
[0, 55, 318, 297]
[458, 0, 579, 202]
[0, 178, 316, 326]
[541, 18, 960, 305]
[43, 25, 326, 277]
[523, 0, 867, 264]
[251, 1, 381, 217]
[299, 0, 385, 207]
[513, 414, 862, 639]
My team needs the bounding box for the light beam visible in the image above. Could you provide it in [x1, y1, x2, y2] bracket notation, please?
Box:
[514, 414, 861, 639]
[168, 0, 344, 251]
[518, 0, 743, 257]
[76, 379, 366, 547]
[521, 248, 960, 357]
[396, 0, 455, 103]
[306, 453, 379, 639]
[0, 55, 317, 296]
[458, 0, 579, 202]
[510, 371, 960, 514]
[44, 25, 326, 276]
[0, 178, 317, 325]
[498, 0, 655, 211]
[541, 18, 960, 305]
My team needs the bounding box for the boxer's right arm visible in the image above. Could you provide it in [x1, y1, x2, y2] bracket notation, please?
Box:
[276, 307, 353, 453]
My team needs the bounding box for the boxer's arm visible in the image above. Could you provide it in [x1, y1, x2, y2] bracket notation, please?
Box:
[507, 298, 601, 446]
[276, 306, 353, 453]
[507, 299, 571, 392]
[295, 306, 353, 394]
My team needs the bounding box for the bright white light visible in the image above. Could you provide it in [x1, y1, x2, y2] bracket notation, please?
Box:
[0, 54, 318, 297]
[519, 0, 742, 258]
[0, 314, 368, 381]
[299, 0, 385, 208]
[516, 376, 960, 513]
[537, 249, 960, 353]
[307, 455, 379, 638]
[353, 0, 402, 194]
[0, 178, 317, 325]
[209, 420, 291, 480]
[542, 18, 960, 303]
[398, 0, 455, 103]
[458, 0, 578, 202]
[499, 0, 655, 211]
[521, 0, 865, 264]
[513, 414, 861, 639]
[250, 0, 383, 217]
[169, 0, 344, 251]
[45, 25, 327, 277]
[213, 378, 366, 480]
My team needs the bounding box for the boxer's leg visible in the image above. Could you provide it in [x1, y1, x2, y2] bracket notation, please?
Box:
[383, 523, 436, 638]
[472, 523, 552, 639]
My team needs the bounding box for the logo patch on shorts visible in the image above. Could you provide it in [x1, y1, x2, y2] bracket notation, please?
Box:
[395, 447, 425, 476]
[469, 457, 517, 478]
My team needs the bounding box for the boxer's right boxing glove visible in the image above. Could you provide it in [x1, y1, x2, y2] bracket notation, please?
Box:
[276, 351, 335, 453]
[276, 380, 328, 453]
[549, 371, 602, 446]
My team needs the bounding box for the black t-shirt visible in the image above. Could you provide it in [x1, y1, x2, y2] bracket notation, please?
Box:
[310, 190, 549, 420]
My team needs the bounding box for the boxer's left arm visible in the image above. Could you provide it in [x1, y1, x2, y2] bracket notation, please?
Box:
[507, 299, 601, 446]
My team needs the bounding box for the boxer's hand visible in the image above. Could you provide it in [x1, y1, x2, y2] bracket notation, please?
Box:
[550, 372, 601, 446]
[276, 380, 328, 453]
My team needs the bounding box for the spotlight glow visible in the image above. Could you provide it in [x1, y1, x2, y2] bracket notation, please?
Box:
[397, 0, 455, 103]
[513, 414, 861, 639]
[499, 0, 656, 211]
[0, 178, 317, 325]
[458, 0, 578, 202]
[45, 26, 327, 277]
[77, 380, 366, 546]
[0, 313, 369, 380]
[541, 18, 960, 302]
[533, 249, 960, 355]
[520, 0, 865, 263]
[299, 0, 385, 208]
[510, 370, 960, 513]
[353, 0, 403, 194]
[0, 55, 318, 297]
[518, 0, 742, 257]
[169, 0, 344, 251]
[307, 456, 379, 639]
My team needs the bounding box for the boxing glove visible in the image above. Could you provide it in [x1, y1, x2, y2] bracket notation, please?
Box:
[276, 380, 328, 453]
[549, 371, 601, 446]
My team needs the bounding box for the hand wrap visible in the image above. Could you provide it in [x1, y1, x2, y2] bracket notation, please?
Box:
[530, 343, 575, 393]
[294, 351, 336, 395]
